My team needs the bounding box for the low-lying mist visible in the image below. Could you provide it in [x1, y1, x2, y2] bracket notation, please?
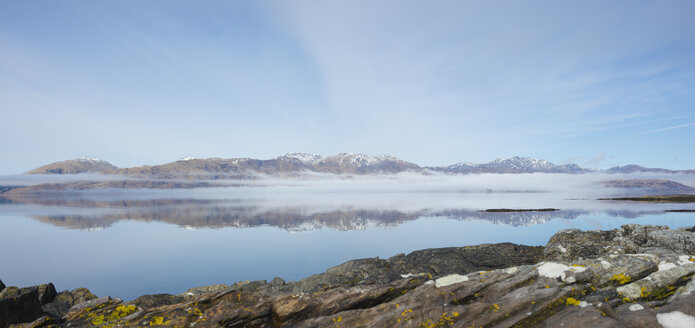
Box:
[2, 171, 693, 217]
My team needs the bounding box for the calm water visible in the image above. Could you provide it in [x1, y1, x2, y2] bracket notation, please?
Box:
[1, 190, 694, 300]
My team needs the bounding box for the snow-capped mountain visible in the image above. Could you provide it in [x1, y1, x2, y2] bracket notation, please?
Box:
[274, 152, 323, 165]
[438, 157, 591, 174]
[316, 153, 421, 174]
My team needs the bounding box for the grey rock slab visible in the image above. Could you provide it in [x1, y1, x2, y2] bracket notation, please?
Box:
[617, 261, 695, 300]
[182, 283, 231, 299]
[67, 295, 119, 315]
[129, 293, 185, 309]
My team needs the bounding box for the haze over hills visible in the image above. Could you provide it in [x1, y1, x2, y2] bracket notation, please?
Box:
[25, 152, 695, 178]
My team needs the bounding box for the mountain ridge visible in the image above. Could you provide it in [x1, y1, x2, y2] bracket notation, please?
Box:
[25, 153, 695, 177]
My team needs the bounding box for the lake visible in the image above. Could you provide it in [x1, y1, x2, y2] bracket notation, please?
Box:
[1, 189, 694, 300]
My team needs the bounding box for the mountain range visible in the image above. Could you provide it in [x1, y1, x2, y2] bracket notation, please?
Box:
[25, 152, 695, 178]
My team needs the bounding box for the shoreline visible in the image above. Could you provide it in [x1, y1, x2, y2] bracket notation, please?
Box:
[2, 224, 695, 327]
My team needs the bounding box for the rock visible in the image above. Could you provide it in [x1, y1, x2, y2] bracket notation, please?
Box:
[287, 243, 542, 295]
[270, 277, 286, 287]
[388, 242, 544, 276]
[544, 228, 621, 261]
[273, 276, 426, 326]
[42, 290, 74, 318]
[0, 286, 20, 299]
[0, 286, 44, 328]
[129, 293, 184, 309]
[52, 290, 74, 306]
[7, 315, 54, 328]
[0, 279, 5, 293]
[289, 258, 392, 293]
[617, 261, 695, 300]
[545, 224, 695, 262]
[63, 298, 139, 327]
[70, 287, 97, 305]
[37, 283, 56, 305]
[64, 296, 121, 321]
[182, 283, 231, 299]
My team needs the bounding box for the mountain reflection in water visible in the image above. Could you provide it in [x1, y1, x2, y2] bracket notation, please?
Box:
[3, 193, 692, 231]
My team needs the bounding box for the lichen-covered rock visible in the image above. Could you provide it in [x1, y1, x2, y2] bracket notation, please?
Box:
[545, 224, 695, 262]
[70, 287, 97, 306]
[0, 286, 20, 299]
[51, 290, 74, 306]
[65, 296, 116, 319]
[63, 298, 140, 328]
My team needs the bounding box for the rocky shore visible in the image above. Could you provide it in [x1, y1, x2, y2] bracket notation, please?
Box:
[2, 224, 695, 327]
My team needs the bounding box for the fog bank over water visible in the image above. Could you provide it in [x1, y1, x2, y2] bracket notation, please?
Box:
[241, 171, 695, 194]
[4, 171, 694, 193]
[1, 172, 694, 232]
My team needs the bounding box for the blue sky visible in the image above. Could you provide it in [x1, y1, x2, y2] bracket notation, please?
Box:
[1, 1, 694, 173]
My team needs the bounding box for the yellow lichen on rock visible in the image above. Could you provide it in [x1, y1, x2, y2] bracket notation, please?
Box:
[149, 316, 169, 326]
[640, 287, 650, 298]
[610, 273, 631, 285]
[91, 314, 105, 326]
[566, 297, 581, 306]
[419, 312, 460, 328]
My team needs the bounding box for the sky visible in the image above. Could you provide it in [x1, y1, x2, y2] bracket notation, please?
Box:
[1, 1, 694, 174]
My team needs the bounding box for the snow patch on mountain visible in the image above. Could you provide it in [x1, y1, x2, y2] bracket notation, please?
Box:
[276, 152, 323, 164]
[75, 156, 109, 164]
[322, 153, 407, 167]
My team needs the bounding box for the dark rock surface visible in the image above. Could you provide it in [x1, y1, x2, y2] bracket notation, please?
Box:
[0, 279, 5, 293]
[3, 224, 695, 327]
[37, 283, 56, 305]
[0, 286, 43, 328]
[42, 290, 75, 318]
[0, 285, 100, 326]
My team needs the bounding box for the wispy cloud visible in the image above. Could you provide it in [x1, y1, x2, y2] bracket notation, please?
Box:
[585, 152, 607, 166]
[641, 122, 695, 134]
